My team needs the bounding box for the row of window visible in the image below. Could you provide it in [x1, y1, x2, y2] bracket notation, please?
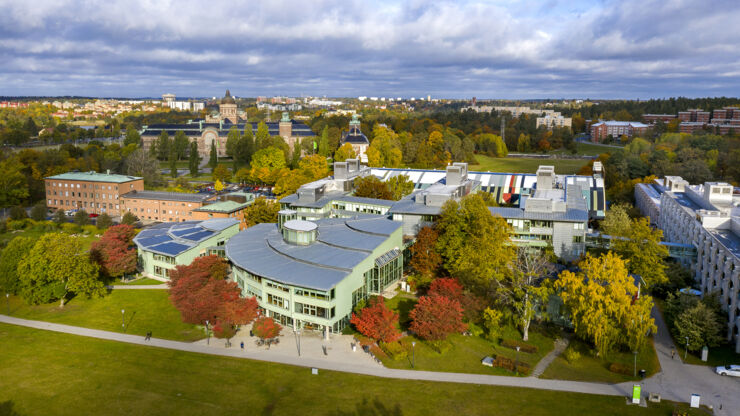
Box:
[126, 200, 195, 207]
[128, 207, 192, 216]
[48, 182, 130, 191]
[153, 254, 176, 264]
[48, 190, 117, 199]
[48, 199, 117, 210]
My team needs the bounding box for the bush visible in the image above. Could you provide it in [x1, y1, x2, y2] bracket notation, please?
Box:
[501, 339, 538, 354]
[608, 363, 633, 375]
[30, 204, 47, 221]
[354, 335, 375, 347]
[467, 322, 484, 337]
[7, 219, 29, 231]
[60, 222, 80, 233]
[368, 344, 389, 361]
[29, 220, 58, 233]
[82, 225, 99, 235]
[563, 347, 581, 363]
[427, 339, 452, 354]
[9, 206, 27, 220]
[490, 355, 531, 375]
[380, 341, 408, 361]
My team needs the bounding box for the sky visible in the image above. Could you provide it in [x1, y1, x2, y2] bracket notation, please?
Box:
[0, 0, 739, 99]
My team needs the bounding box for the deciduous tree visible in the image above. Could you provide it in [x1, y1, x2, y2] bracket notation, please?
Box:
[350, 296, 401, 343]
[353, 176, 392, 200]
[243, 197, 279, 227]
[189, 141, 200, 177]
[0, 236, 36, 294]
[409, 226, 441, 286]
[409, 294, 466, 341]
[387, 174, 414, 200]
[212, 164, 232, 183]
[252, 316, 282, 340]
[334, 143, 356, 162]
[90, 225, 137, 280]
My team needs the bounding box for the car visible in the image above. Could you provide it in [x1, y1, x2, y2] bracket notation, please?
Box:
[715, 365, 740, 377]
[89, 213, 99, 218]
[65, 209, 78, 216]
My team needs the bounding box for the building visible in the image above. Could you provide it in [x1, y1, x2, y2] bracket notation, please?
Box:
[634, 177, 740, 352]
[134, 218, 240, 280]
[340, 114, 370, 162]
[536, 114, 572, 130]
[192, 191, 255, 227]
[589, 121, 649, 142]
[120, 190, 215, 222]
[225, 215, 403, 334]
[642, 114, 677, 124]
[678, 109, 711, 123]
[45, 171, 144, 215]
[141, 92, 315, 158]
[162, 93, 176, 103]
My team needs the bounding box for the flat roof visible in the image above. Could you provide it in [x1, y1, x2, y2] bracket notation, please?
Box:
[46, 171, 142, 184]
[134, 218, 239, 257]
[121, 190, 213, 203]
[194, 200, 251, 213]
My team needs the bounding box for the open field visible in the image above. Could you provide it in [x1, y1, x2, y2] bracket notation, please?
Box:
[0, 226, 101, 251]
[0, 323, 706, 416]
[470, 155, 590, 174]
[5, 290, 201, 342]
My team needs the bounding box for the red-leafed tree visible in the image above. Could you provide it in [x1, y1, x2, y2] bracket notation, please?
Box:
[212, 319, 237, 339]
[428, 277, 463, 303]
[90, 224, 138, 279]
[409, 226, 442, 287]
[252, 316, 282, 340]
[409, 294, 467, 341]
[168, 255, 258, 333]
[350, 296, 401, 343]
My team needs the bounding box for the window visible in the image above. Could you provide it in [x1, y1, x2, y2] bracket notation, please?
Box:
[267, 293, 289, 309]
[295, 302, 329, 318]
[266, 281, 290, 293]
[573, 223, 585, 230]
[573, 236, 584, 243]
[295, 288, 329, 301]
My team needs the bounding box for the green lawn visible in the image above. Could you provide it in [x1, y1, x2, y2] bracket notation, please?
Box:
[470, 155, 589, 174]
[0, 323, 706, 416]
[0, 227, 101, 251]
[114, 277, 165, 286]
[540, 337, 661, 383]
[380, 295, 555, 375]
[5, 290, 201, 342]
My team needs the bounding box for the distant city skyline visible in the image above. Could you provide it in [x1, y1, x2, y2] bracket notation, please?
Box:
[1, 0, 739, 99]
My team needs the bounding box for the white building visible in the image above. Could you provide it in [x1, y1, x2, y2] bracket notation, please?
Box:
[536, 114, 572, 129]
[635, 177, 740, 352]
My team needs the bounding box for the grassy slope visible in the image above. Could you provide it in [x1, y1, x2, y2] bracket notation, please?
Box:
[0, 323, 704, 416]
[113, 278, 165, 286]
[470, 155, 589, 175]
[5, 291, 201, 342]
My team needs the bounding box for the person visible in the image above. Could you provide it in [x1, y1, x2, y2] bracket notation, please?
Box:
[671, 348, 675, 359]
[145, 331, 151, 341]
[240, 341, 244, 350]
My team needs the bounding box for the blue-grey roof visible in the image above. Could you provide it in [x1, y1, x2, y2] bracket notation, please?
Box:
[121, 190, 213, 203]
[134, 218, 239, 257]
[488, 206, 588, 222]
[280, 191, 394, 209]
[387, 195, 444, 215]
[225, 217, 402, 291]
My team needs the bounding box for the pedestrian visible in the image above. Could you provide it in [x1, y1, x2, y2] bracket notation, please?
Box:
[671, 349, 675, 359]
[240, 341, 244, 350]
[145, 331, 151, 341]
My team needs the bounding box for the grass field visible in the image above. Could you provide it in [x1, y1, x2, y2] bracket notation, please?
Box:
[0, 323, 707, 416]
[379, 295, 555, 375]
[0, 227, 101, 251]
[540, 338, 661, 383]
[5, 290, 201, 342]
[470, 155, 590, 174]
[114, 277, 164, 286]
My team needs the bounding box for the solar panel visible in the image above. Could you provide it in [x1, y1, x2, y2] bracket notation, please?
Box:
[151, 242, 192, 256]
[180, 230, 214, 241]
[137, 235, 172, 247]
[171, 227, 200, 237]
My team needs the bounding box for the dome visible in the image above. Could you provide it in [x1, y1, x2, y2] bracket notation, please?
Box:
[221, 89, 236, 104]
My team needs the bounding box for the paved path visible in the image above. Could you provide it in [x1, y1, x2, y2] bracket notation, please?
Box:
[531, 336, 569, 377]
[105, 284, 168, 290]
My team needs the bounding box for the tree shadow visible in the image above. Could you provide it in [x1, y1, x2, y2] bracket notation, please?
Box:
[327, 397, 403, 416]
[124, 311, 136, 333]
[393, 298, 416, 329]
[0, 400, 23, 416]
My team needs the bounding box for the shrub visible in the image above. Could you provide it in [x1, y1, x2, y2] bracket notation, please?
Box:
[82, 225, 99, 235]
[490, 355, 531, 375]
[7, 219, 29, 231]
[368, 344, 389, 361]
[467, 322, 484, 337]
[29, 220, 58, 233]
[380, 341, 408, 361]
[60, 223, 80, 233]
[427, 339, 452, 354]
[563, 347, 581, 363]
[608, 363, 633, 375]
[354, 334, 375, 347]
[501, 339, 538, 354]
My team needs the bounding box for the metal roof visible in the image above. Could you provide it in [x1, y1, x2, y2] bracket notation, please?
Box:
[194, 200, 251, 213]
[46, 171, 142, 183]
[134, 218, 239, 257]
[121, 190, 213, 203]
[225, 217, 401, 291]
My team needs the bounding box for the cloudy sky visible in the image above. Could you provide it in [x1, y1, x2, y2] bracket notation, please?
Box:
[1, 0, 738, 99]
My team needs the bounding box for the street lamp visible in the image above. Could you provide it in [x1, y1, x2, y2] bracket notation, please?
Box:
[121, 309, 125, 332]
[205, 320, 210, 345]
[294, 323, 302, 357]
[685, 336, 689, 360]
[412, 341, 416, 369]
[515, 346, 521, 375]
[5, 293, 9, 315]
[633, 351, 638, 377]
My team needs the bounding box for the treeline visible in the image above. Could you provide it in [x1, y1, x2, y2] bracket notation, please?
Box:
[556, 97, 740, 121]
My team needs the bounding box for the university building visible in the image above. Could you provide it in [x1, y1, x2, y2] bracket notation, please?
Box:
[45, 171, 144, 215]
[589, 120, 649, 142]
[120, 190, 215, 222]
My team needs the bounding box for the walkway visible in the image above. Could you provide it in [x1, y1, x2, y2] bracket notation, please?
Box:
[531, 336, 569, 377]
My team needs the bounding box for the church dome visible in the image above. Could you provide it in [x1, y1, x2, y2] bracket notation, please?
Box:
[221, 89, 236, 104]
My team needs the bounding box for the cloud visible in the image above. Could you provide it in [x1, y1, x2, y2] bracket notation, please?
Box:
[0, 0, 737, 98]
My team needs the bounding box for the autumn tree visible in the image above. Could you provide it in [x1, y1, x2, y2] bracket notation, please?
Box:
[273, 154, 329, 197]
[90, 224, 138, 281]
[0, 236, 36, 294]
[409, 294, 466, 341]
[367, 125, 402, 168]
[600, 203, 631, 237]
[428, 278, 463, 303]
[436, 193, 514, 295]
[318, 125, 330, 157]
[498, 248, 552, 341]
[17, 233, 103, 306]
[387, 174, 414, 200]
[121, 211, 138, 225]
[350, 296, 401, 343]
[611, 216, 668, 287]
[409, 226, 442, 288]
[334, 143, 356, 162]
[212, 164, 232, 183]
[252, 316, 282, 341]
[243, 197, 280, 227]
[249, 146, 286, 185]
[555, 252, 656, 356]
[353, 176, 392, 200]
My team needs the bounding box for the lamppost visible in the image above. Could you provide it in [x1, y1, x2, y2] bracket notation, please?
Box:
[633, 351, 638, 377]
[5, 293, 9, 315]
[411, 341, 416, 369]
[515, 346, 521, 375]
[121, 309, 125, 332]
[205, 320, 210, 345]
[294, 323, 302, 357]
[684, 336, 689, 360]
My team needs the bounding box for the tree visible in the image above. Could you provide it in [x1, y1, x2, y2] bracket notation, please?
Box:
[17, 233, 103, 306]
[255, 122, 271, 150]
[124, 125, 141, 147]
[409, 226, 442, 287]
[367, 125, 402, 168]
[9, 206, 27, 220]
[350, 296, 401, 343]
[611, 216, 668, 287]
[353, 176, 392, 200]
[173, 130, 189, 160]
[600, 203, 631, 237]
[30, 203, 47, 221]
[169, 144, 178, 178]
[436, 194, 514, 295]
[121, 211, 138, 225]
[0, 236, 36, 295]
[157, 131, 170, 160]
[555, 253, 656, 356]
[516, 133, 531, 153]
[73, 210, 90, 226]
[672, 301, 724, 351]
[237, 124, 255, 166]
[209, 141, 218, 169]
[318, 125, 330, 156]
[168, 255, 258, 328]
[226, 127, 241, 167]
[53, 209, 66, 225]
[90, 225, 137, 280]
[189, 141, 200, 177]
[334, 143, 356, 162]
[252, 316, 282, 341]
[243, 197, 279, 227]
[387, 174, 414, 200]
[0, 158, 30, 210]
[409, 294, 466, 341]
[96, 213, 113, 229]
[125, 148, 163, 187]
[501, 248, 552, 341]
[428, 278, 463, 303]
[249, 146, 286, 185]
[212, 164, 232, 183]
[482, 307, 504, 342]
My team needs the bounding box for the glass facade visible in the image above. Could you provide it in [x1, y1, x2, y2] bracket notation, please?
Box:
[365, 255, 403, 294]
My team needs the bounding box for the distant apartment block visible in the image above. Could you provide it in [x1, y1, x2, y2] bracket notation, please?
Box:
[642, 114, 677, 124]
[536, 114, 572, 129]
[589, 121, 648, 142]
[679, 109, 711, 123]
[45, 171, 144, 215]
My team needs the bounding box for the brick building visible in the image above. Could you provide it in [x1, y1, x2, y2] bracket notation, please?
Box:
[678, 109, 710, 123]
[120, 190, 216, 222]
[642, 114, 677, 124]
[589, 121, 649, 142]
[45, 171, 144, 215]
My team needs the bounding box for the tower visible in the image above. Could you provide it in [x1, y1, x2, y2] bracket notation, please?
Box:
[279, 111, 293, 140]
[219, 90, 237, 123]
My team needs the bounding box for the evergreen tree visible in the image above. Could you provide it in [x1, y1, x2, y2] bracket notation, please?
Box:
[318, 125, 329, 156]
[173, 130, 189, 160]
[157, 131, 170, 160]
[208, 141, 218, 169]
[169, 145, 178, 178]
[189, 141, 200, 177]
[124, 125, 141, 147]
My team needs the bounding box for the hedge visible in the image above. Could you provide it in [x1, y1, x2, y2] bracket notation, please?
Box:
[501, 339, 538, 354]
